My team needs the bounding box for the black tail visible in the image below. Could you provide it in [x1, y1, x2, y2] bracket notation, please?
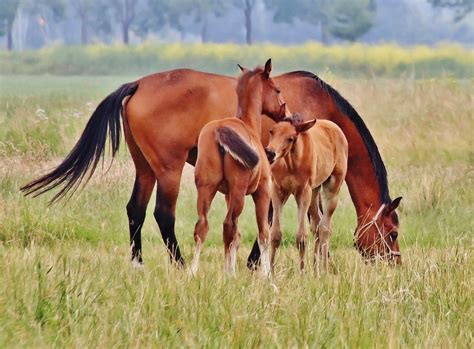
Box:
[20, 82, 139, 203]
[215, 127, 259, 169]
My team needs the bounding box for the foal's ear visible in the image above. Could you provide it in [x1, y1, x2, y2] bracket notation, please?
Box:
[387, 197, 402, 213]
[295, 119, 317, 133]
[237, 63, 249, 72]
[263, 58, 272, 78]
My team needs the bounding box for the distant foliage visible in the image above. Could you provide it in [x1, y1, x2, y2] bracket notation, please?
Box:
[325, 0, 376, 42]
[0, 42, 472, 77]
[265, 0, 376, 42]
[429, 0, 473, 21]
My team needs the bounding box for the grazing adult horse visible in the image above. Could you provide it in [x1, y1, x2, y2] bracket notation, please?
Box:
[191, 60, 283, 276]
[21, 68, 402, 266]
[265, 116, 348, 272]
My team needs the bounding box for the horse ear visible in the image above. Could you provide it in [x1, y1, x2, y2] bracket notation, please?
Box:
[387, 197, 402, 213]
[263, 58, 272, 78]
[237, 64, 247, 72]
[295, 119, 317, 133]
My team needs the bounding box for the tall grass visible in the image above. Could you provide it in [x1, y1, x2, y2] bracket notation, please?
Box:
[1, 42, 473, 77]
[0, 75, 472, 347]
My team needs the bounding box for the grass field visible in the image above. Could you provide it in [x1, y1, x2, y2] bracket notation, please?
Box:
[0, 74, 472, 347]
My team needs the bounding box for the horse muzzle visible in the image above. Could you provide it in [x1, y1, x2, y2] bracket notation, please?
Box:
[265, 148, 276, 164]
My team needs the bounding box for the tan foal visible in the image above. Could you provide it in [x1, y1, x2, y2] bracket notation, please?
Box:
[191, 60, 286, 277]
[265, 115, 348, 272]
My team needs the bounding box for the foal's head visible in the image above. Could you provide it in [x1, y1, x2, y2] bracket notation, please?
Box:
[265, 115, 317, 164]
[236, 59, 286, 121]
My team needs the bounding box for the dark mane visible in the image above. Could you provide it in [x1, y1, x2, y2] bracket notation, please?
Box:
[290, 71, 391, 203]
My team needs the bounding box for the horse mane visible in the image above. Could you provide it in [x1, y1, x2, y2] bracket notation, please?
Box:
[289, 71, 391, 204]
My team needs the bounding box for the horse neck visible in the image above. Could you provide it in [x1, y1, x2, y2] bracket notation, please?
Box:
[322, 109, 386, 225]
[344, 141, 385, 225]
[237, 89, 262, 138]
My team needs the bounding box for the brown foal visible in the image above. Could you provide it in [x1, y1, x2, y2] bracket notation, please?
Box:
[191, 59, 286, 276]
[265, 115, 348, 272]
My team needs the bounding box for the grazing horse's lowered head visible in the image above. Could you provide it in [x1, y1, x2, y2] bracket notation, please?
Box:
[355, 197, 403, 265]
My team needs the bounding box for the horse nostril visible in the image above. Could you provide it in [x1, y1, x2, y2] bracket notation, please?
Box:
[265, 149, 276, 163]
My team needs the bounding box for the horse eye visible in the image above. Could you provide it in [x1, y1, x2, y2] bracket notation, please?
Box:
[390, 231, 398, 241]
[288, 137, 294, 143]
[269, 130, 274, 136]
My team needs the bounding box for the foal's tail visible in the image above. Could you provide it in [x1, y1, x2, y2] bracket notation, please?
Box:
[215, 127, 259, 169]
[20, 82, 139, 204]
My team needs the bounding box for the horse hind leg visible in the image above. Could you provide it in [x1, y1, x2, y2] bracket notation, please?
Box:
[124, 119, 156, 267]
[127, 173, 155, 266]
[153, 163, 187, 266]
[317, 174, 344, 272]
[308, 187, 322, 270]
[223, 187, 246, 276]
[191, 184, 218, 276]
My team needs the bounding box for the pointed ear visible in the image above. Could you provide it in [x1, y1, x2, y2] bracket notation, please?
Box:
[387, 197, 402, 213]
[237, 63, 247, 72]
[263, 58, 272, 78]
[295, 119, 317, 133]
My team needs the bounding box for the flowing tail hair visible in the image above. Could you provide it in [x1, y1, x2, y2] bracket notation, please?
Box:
[215, 127, 259, 169]
[20, 82, 139, 204]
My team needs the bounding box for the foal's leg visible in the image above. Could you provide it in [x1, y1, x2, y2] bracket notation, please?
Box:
[316, 174, 344, 271]
[252, 181, 272, 277]
[223, 189, 246, 276]
[308, 187, 322, 268]
[295, 186, 312, 272]
[191, 184, 218, 276]
[270, 189, 289, 271]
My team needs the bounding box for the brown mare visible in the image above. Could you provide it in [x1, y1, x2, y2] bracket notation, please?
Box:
[265, 116, 348, 272]
[21, 67, 402, 266]
[191, 60, 284, 276]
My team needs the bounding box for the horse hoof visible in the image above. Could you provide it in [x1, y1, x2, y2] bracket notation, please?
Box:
[131, 258, 144, 269]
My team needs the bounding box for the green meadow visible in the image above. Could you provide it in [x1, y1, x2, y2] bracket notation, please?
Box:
[0, 73, 472, 347]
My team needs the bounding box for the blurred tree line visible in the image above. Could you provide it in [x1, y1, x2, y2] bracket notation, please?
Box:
[0, 0, 473, 50]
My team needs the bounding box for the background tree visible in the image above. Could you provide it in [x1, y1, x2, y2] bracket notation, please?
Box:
[0, 0, 20, 50]
[264, 0, 330, 43]
[324, 0, 376, 42]
[428, 0, 473, 21]
[72, 0, 111, 45]
[111, 0, 139, 44]
[233, 0, 256, 45]
[176, 0, 227, 43]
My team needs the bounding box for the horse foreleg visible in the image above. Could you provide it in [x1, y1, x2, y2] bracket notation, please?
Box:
[247, 202, 272, 270]
[295, 186, 312, 272]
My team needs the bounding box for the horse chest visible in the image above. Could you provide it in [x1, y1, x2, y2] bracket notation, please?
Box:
[274, 171, 306, 194]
